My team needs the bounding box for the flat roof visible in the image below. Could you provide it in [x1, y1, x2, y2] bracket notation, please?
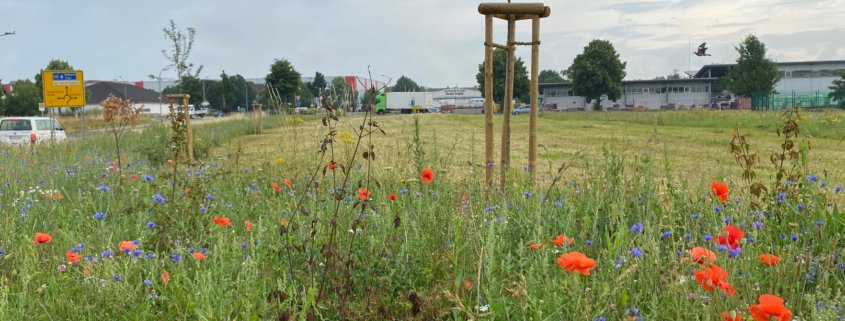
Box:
[540, 77, 717, 89]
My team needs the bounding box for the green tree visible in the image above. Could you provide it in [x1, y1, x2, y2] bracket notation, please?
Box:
[0, 79, 41, 116]
[298, 81, 314, 107]
[569, 39, 626, 111]
[475, 49, 530, 104]
[539, 69, 565, 83]
[215, 71, 234, 112]
[829, 71, 845, 108]
[162, 76, 204, 106]
[327, 77, 353, 109]
[34, 59, 74, 100]
[265, 59, 301, 103]
[391, 75, 422, 92]
[724, 34, 780, 97]
[228, 75, 257, 111]
[160, 20, 203, 91]
[307, 72, 327, 98]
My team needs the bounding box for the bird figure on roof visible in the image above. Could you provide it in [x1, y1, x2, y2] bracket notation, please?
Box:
[694, 42, 711, 56]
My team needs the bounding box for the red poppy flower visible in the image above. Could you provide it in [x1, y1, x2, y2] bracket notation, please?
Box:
[33, 233, 52, 244]
[721, 311, 742, 321]
[550, 234, 573, 247]
[130, 173, 138, 181]
[388, 193, 397, 201]
[556, 251, 597, 276]
[749, 294, 792, 321]
[161, 271, 171, 285]
[213, 217, 231, 227]
[119, 240, 137, 252]
[357, 188, 371, 201]
[420, 167, 434, 183]
[694, 264, 735, 297]
[327, 162, 337, 170]
[284, 178, 293, 187]
[717, 225, 744, 250]
[529, 243, 544, 251]
[758, 254, 780, 266]
[711, 179, 730, 203]
[66, 250, 81, 264]
[192, 252, 207, 260]
[690, 247, 717, 265]
[272, 182, 281, 192]
[245, 220, 253, 232]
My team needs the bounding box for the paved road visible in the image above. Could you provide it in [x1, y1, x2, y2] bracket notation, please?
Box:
[66, 116, 224, 138]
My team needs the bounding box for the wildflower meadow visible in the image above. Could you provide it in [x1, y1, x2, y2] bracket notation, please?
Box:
[1, 108, 844, 320]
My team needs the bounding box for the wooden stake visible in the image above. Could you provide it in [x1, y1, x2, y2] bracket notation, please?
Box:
[528, 15, 539, 184]
[500, 17, 515, 190]
[183, 95, 194, 161]
[484, 14, 494, 186]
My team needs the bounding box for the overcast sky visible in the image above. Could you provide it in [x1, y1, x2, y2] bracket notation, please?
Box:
[1, 0, 844, 88]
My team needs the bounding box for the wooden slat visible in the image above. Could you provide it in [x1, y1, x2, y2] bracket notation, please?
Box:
[479, 3, 547, 15]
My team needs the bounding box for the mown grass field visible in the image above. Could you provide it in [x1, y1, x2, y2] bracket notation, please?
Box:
[1, 109, 844, 320]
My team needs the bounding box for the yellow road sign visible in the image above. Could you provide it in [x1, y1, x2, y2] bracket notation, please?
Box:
[42, 70, 85, 107]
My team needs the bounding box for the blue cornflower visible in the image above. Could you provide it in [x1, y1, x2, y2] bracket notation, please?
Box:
[132, 249, 143, 257]
[630, 247, 643, 258]
[399, 188, 408, 195]
[586, 239, 593, 246]
[240, 243, 248, 249]
[153, 194, 166, 204]
[729, 248, 741, 258]
[684, 233, 691, 240]
[630, 223, 644, 233]
[814, 221, 825, 226]
[785, 180, 797, 186]
[714, 205, 723, 213]
[144, 279, 153, 286]
[821, 182, 827, 188]
[143, 174, 154, 182]
[0, 249, 6, 256]
[523, 191, 533, 198]
[660, 231, 672, 238]
[112, 274, 123, 281]
[807, 175, 818, 183]
[791, 234, 799, 241]
[836, 186, 843, 193]
[703, 234, 713, 242]
[145, 252, 155, 259]
[752, 221, 764, 229]
[170, 253, 182, 264]
[199, 205, 207, 213]
[553, 200, 562, 207]
[797, 204, 805, 211]
[691, 213, 699, 219]
[717, 245, 729, 252]
[94, 212, 106, 220]
[724, 216, 731, 224]
[146, 221, 157, 229]
[485, 205, 495, 212]
[614, 256, 624, 269]
[595, 317, 606, 321]
[777, 192, 786, 203]
[98, 185, 110, 192]
[205, 194, 216, 200]
[101, 250, 113, 258]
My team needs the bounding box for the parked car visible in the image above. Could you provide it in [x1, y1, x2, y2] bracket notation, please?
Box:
[188, 105, 208, 118]
[0, 117, 67, 144]
[511, 106, 531, 115]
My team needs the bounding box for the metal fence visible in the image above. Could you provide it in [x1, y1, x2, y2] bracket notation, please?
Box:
[751, 91, 843, 110]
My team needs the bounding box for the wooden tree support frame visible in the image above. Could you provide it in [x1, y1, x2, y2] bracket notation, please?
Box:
[479, 2, 550, 190]
[252, 103, 264, 135]
[166, 94, 194, 161]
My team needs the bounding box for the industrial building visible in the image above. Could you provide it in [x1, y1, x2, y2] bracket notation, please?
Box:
[541, 60, 845, 111]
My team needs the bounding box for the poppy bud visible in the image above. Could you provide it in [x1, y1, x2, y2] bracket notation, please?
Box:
[30, 133, 36, 143]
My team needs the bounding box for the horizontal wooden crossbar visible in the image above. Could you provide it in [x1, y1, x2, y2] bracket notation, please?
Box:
[484, 41, 509, 50]
[478, 3, 547, 15]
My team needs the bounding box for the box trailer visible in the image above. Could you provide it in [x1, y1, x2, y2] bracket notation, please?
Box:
[374, 92, 434, 114]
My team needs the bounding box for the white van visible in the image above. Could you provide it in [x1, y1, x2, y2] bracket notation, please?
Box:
[0, 117, 67, 144]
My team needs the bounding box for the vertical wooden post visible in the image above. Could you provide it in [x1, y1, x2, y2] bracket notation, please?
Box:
[484, 15, 494, 186]
[528, 15, 540, 183]
[253, 103, 263, 134]
[500, 17, 515, 189]
[182, 96, 194, 161]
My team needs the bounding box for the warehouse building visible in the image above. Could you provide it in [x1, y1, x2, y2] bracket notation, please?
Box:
[541, 60, 845, 111]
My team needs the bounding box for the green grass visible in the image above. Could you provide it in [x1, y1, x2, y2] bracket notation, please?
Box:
[0, 110, 843, 320]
